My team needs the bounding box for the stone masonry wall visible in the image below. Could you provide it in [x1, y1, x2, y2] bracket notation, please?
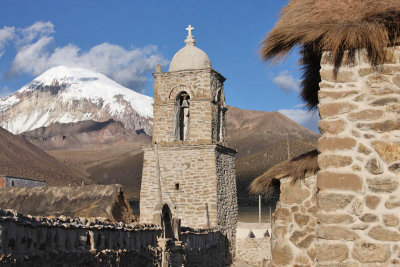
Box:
[140, 144, 219, 228]
[215, 147, 238, 248]
[271, 175, 317, 267]
[236, 237, 270, 266]
[235, 222, 271, 266]
[152, 69, 226, 145]
[0, 209, 232, 266]
[317, 46, 400, 265]
[140, 144, 237, 250]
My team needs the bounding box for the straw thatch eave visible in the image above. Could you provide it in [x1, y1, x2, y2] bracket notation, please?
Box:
[260, 0, 400, 109]
[250, 149, 318, 195]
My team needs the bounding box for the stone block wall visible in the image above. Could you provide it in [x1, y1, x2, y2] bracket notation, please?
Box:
[152, 69, 226, 145]
[140, 144, 237, 238]
[317, 46, 400, 265]
[140, 144, 220, 227]
[270, 175, 317, 267]
[235, 222, 271, 266]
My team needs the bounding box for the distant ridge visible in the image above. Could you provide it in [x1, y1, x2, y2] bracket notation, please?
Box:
[21, 119, 151, 151]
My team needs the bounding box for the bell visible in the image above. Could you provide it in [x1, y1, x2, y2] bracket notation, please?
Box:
[181, 99, 189, 108]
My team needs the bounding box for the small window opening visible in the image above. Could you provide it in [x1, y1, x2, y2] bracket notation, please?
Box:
[175, 183, 180, 190]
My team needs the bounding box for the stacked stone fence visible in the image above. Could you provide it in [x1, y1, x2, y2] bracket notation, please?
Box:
[0, 209, 161, 266]
[180, 227, 231, 266]
[0, 209, 231, 266]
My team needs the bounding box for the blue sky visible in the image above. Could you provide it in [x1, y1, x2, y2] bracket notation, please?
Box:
[0, 0, 319, 132]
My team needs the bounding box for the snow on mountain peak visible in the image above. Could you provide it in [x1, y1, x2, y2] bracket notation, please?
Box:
[0, 66, 154, 134]
[18, 66, 153, 118]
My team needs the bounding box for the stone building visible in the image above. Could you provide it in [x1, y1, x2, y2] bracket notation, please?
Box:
[251, 150, 318, 266]
[0, 175, 45, 188]
[140, 26, 238, 245]
[254, 0, 400, 266]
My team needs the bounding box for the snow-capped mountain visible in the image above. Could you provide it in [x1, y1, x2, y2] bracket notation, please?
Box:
[0, 66, 154, 134]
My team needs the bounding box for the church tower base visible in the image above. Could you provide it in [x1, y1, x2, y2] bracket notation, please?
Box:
[140, 144, 237, 242]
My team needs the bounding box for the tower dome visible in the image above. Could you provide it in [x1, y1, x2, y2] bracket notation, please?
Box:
[169, 25, 211, 72]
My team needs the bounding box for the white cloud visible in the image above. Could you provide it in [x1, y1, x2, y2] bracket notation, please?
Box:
[279, 108, 320, 133]
[17, 21, 54, 47]
[294, 103, 307, 108]
[6, 21, 168, 92]
[0, 26, 16, 58]
[273, 71, 300, 93]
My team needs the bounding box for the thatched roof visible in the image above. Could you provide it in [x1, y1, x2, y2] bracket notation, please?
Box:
[250, 150, 318, 195]
[0, 184, 135, 223]
[261, 0, 400, 108]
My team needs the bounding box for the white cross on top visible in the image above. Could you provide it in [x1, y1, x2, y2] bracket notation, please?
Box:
[186, 25, 194, 37]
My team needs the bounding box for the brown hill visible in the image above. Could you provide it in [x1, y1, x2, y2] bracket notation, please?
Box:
[226, 106, 318, 157]
[49, 144, 146, 200]
[226, 106, 319, 200]
[0, 126, 90, 186]
[21, 119, 150, 151]
[22, 119, 151, 200]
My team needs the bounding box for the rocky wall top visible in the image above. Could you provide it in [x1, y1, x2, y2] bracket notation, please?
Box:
[0, 185, 135, 224]
[0, 209, 159, 231]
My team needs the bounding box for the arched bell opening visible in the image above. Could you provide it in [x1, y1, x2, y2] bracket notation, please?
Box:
[174, 91, 190, 141]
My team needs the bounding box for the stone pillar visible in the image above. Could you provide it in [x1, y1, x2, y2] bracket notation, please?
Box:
[317, 46, 400, 265]
[270, 176, 317, 266]
[158, 238, 171, 267]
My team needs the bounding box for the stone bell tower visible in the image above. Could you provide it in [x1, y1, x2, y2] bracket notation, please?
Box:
[140, 25, 238, 242]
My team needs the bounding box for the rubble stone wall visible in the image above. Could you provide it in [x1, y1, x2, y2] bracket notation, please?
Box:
[0, 210, 161, 266]
[270, 175, 318, 267]
[0, 210, 232, 266]
[181, 229, 231, 266]
[215, 147, 238, 248]
[317, 46, 400, 265]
